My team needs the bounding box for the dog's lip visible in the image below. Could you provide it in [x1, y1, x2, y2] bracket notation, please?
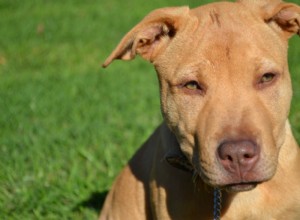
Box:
[222, 181, 262, 192]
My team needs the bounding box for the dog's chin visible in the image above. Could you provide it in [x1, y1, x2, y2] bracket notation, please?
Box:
[197, 173, 261, 193]
[223, 182, 259, 192]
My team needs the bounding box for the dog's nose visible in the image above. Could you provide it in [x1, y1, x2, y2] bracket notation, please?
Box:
[217, 140, 259, 178]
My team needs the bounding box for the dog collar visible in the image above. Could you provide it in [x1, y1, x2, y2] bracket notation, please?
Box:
[165, 152, 194, 173]
[165, 151, 222, 220]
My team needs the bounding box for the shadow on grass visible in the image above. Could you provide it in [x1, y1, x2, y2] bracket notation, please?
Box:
[73, 191, 108, 213]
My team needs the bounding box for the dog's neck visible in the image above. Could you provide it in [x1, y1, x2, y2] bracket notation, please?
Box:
[164, 140, 223, 220]
[162, 123, 223, 219]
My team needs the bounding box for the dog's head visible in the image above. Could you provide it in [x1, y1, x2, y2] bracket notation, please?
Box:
[103, 0, 300, 192]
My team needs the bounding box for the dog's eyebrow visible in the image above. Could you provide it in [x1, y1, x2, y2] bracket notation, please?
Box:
[254, 59, 280, 73]
[188, 59, 216, 73]
[173, 60, 214, 82]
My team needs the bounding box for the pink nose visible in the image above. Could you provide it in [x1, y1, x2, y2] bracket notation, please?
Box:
[217, 140, 259, 179]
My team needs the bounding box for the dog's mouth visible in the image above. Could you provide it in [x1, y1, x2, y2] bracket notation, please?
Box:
[222, 182, 261, 192]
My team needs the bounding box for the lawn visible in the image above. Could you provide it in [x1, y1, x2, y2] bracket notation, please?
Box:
[0, 0, 300, 219]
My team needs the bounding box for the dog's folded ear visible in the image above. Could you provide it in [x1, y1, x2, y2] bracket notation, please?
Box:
[102, 7, 190, 68]
[267, 2, 300, 38]
[240, 0, 300, 39]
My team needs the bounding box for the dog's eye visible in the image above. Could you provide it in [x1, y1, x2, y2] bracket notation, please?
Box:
[260, 73, 276, 84]
[181, 80, 206, 95]
[184, 81, 201, 90]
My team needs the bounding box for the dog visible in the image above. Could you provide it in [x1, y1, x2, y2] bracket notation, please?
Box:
[100, 0, 300, 219]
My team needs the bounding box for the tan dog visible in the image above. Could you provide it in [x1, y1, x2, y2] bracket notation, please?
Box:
[100, 0, 300, 219]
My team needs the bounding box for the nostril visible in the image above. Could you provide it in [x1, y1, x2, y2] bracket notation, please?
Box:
[243, 153, 255, 159]
[244, 154, 251, 159]
[226, 155, 233, 162]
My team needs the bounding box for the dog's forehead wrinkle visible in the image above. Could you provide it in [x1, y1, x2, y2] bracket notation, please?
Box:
[226, 46, 231, 60]
[209, 9, 221, 27]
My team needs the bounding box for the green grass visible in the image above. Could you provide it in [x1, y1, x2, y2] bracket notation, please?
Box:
[0, 0, 300, 219]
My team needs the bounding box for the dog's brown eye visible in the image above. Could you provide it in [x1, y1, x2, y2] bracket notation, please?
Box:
[185, 81, 201, 90]
[260, 73, 276, 83]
